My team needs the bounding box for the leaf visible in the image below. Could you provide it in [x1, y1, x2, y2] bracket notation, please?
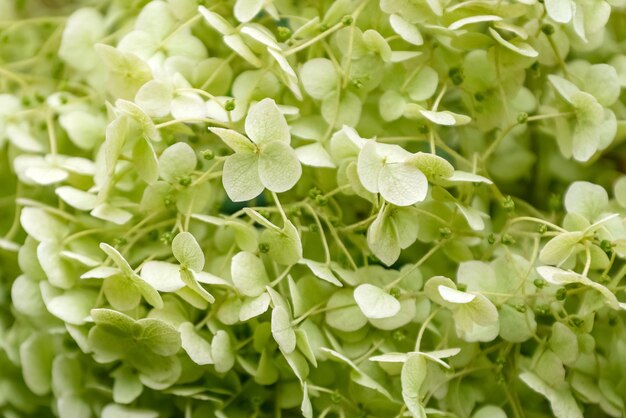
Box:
[419, 110, 471, 126]
[231, 251, 270, 297]
[172, 232, 205, 271]
[271, 305, 296, 353]
[179, 322, 213, 365]
[258, 141, 302, 193]
[354, 284, 401, 319]
[158, 142, 197, 183]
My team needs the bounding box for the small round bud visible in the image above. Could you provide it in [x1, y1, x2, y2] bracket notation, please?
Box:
[163, 194, 176, 208]
[502, 195, 515, 212]
[309, 223, 319, 232]
[534, 278, 547, 288]
[418, 123, 429, 134]
[225, 99, 236, 111]
[501, 233, 515, 245]
[160, 231, 173, 245]
[600, 240, 613, 253]
[474, 92, 485, 102]
[448, 67, 464, 85]
[541, 23, 555, 35]
[277, 26, 292, 42]
[392, 329, 406, 342]
[517, 112, 528, 124]
[258, 242, 270, 253]
[341, 15, 354, 26]
[113, 237, 127, 247]
[351, 78, 364, 89]
[569, 316, 584, 328]
[308, 187, 322, 199]
[178, 176, 192, 187]
[439, 227, 452, 239]
[556, 287, 567, 301]
[330, 392, 342, 404]
[515, 303, 527, 313]
[389, 287, 401, 298]
[487, 233, 497, 244]
[315, 195, 328, 206]
[538, 224, 548, 234]
[457, 283, 467, 292]
[201, 149, 215, 160]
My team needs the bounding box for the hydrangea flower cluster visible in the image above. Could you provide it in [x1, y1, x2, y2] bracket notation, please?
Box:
[1, 0, 626, 417]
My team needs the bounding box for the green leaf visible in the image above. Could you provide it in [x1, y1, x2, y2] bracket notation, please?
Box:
[172, 232, 205, 271]
[271, 305, 296, 353]
[354, 284, 401, 319]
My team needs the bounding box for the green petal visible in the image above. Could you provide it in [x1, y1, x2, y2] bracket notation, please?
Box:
[222, 152, 264, 202]
[258, 141, 302, 193]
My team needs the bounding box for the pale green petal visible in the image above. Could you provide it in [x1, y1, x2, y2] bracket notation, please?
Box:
[258, 141, 302, 193]
[245, 98, 290, 145]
